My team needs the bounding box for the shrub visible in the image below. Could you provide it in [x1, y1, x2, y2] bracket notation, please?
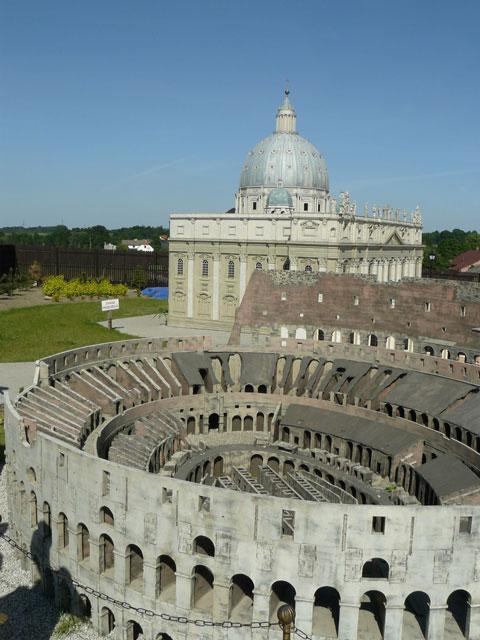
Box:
[42, 275, 128, 301]
[28, 260, 43, 283]
[53, 613, 82, 636]
[132, 266, 147, 295]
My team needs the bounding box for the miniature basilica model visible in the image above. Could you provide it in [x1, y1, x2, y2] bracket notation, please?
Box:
[168, 90, 423, 328]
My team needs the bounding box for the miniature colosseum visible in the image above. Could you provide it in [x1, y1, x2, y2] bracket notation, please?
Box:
[5, 314, 480, 640]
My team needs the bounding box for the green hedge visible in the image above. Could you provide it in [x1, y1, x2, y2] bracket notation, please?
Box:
[42, 275, 128, 301]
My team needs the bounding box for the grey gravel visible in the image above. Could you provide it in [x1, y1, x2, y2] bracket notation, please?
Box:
[0, 466, 103, 640]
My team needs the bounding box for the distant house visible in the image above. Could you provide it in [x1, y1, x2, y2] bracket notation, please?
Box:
[131, 243, 154, 253]
[451, 249, 480, 272]
[103, 242, 117, 251]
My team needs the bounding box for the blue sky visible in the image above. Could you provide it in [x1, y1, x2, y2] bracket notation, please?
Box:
[1, 0, 479, 231]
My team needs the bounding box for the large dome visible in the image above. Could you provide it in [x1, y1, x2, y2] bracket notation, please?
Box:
[239, 91, 329, 192]
[239, 132, 329, 190]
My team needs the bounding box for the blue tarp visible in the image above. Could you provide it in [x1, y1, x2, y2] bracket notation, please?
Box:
[141, 287, 168, 300]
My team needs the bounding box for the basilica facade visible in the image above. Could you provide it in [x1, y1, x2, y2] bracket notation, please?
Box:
[168, 91, 423, 329]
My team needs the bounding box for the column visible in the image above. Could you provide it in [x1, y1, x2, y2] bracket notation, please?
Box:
[294, 596, 314, 637]
[384, 603, 404, 640]
[338, 601, 360, 640]
[113, 549, 127, 598]
[239, 255, 247, 302]
[175, 571, 192, 611]
[252, 589, 270, 621]
[416, 258, 422, 278]
[212, 255, 220, 321]
[213, 581, 229, 621]
[187, 254, 194, 318]
[427, 604, 446, 640]
[143, 559, 157, 607]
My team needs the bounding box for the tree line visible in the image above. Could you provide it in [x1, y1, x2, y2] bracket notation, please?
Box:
[0, 225, 169, 252]
[423, 229, 480, 271]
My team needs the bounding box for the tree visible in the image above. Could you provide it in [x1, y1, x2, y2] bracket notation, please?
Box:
[131, 266, 147, 295]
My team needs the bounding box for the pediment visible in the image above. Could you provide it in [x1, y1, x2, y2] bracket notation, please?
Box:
[385, 231, 404, 246]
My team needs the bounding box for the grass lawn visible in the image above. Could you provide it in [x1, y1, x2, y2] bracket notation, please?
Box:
[0, 297, 167, 362]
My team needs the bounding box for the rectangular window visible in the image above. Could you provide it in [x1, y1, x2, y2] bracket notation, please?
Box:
[255, 226, 264, 237]
[390, 298, 396, 309]
[199, 496, 210, 512]
[202, 225, 209, 235]
[228, 225, 236, 236]
[460, 306, 466, 317]
[425, 301, 431, 312]
[282, 510, 295, 537]
[102, 471, 110, 497]
[372, 516, 385, 534]
[459, 516, 472, 534]
[318, 293, 323, 303]
[58, 453, 65, 467]
[281, 292, 287, 301]
[177, 225, 184, 235]
[162, 487, 173, 504]
[353, 295, 359, 306]
[252, 201, 257, 210]
[303, 203, 308, 211]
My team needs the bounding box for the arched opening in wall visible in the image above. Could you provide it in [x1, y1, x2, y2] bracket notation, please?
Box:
[283, 258, 290, 271]
[409, 409, 417, 422]
[126, 620, 143, 640]
[316, 329, 325, 341]
[269, 581, 296, 623]
[312, 587, 340, 638]
[100, 506, 114, 526]
[348, 331, 355, 345]
[30, 491, 37, 527]
[192, 565, 214, 613]
[267, 413, 274, 431]
[100, 607, 115, 636]
[444, 422, 451, 438]
[99, 534, 114, 575]
[27, 467, 36, 483]
[244, 384, 254, 393]
[466, 432, 473, 448]
[396, 406, 405, 418]
[232, 415, 241, 431]
[314, 433, 321, 449]
[256, 412, 265, 430]
[280, 325, 289, 339]
[156, 635, 173, 640]
[455, 426, 463, 442]
[194, 465, 202, 483]
[325, 435, 332, 452]
[357, 591, 386, 640]
[331, 329, 342, 343]
[126, 544, 144, 591]
[42, 501, 51, 538]
[369, 334, 378, 347]
[402, 592, 430, 640]
[283, 460, 294, 476]
[250, 455, 263, 478]
[203, 460, 211, 477]
[213, 456, 224, 477]
[156, 555, 176, 603]
[421, 413, 429, 427]
[385, 403, 393, 417]
[187, 416, 196, 434]
[194, 535, 215, 557]
[77, 523, 89, 561]
[57, 512, 69, 549]
[445, 590, 471, 638]
[362, 558, 389, 579]
[267, 457, 279, 472]
[403, 338, 410, 351]
[433, 418, 440, 431]
[258, 384, 267, 393]
[299, 464, 309, 473]
[458, 352, 467, 363]
[208, 413, 219, 431]
[229, 574, 254, 623]
[424, 346, 434, 356]
[386, 336, 396, 350]
[282, 426, 290, 442]
[441, 349, 451, 359]
[79, 594, 91, 619]
[244, 415, 253, 431]
[304, 430, 311, 449]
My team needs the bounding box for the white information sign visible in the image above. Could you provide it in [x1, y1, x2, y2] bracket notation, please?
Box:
[101, 298, 119, 312]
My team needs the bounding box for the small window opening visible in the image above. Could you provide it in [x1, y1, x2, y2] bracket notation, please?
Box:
[303, 203, 308, 211]
[199, 496, 210, 512]
[372, 516, 385, 534]
[252, 201, 257, 211]
[282, 510, 295, 537]
[459, 516, 472, 534]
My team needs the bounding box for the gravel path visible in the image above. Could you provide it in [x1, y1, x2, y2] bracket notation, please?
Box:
[0, 466, 103, 640]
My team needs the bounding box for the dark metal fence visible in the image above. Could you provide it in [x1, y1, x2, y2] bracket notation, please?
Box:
[422, 268, 480, 283]
[3, 244, 169, 286]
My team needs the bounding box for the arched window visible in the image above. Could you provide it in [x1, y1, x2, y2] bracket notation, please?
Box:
[99, 534, 114, 574]
[30, 491, 37, 527]
[305, 264, 312, 272]
[313, 587, 340, 638]
[100, 506, 114, 526]
[77, 523, 90, 561]
[283, 258, 290, 271]
[126, 620, 143, 640]
[126, 544, 144, 590]
[100, 607, 115, 636]
[192, 565, 214, 613]
[177, 258, 184, 275]
[42, 501, 51, 538]
[229, 574, 254, 623]
[270, 581, 295, 622]
[202, 259, 209, 277]
[228, 260, 235, 278]
[194, 535, 215, 557]
[156, 555, 176, 602]
[362, 557, 389, 579]
[58, 512, 69, 548]
[255, 262, 263, 270]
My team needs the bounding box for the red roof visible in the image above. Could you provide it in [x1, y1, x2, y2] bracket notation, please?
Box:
[451, 249, 480, 271]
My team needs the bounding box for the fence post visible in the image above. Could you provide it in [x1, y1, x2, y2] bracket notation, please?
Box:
[95, 249, 99, 279]
[55, 247, 59, 276]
